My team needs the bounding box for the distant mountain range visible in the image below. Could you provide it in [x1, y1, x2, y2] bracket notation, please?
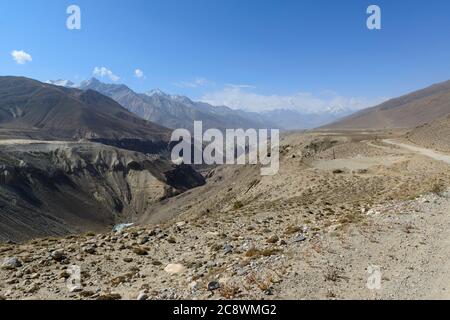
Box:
[260, 107, 354, 131]
[46, 78, 353, 130]
[78, 78, 275, 131]
[323, 80, 450, 129]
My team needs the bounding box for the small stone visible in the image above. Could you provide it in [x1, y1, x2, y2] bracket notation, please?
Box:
[133, 247, 148, 256]
[207, 281, 221, 291]
[96, 293, 122, 300]
[176, 221, 186, 228]
[223, 244, 233, 254]
[152, 260, 163, 266]
[292, 234, 307, 243]
[112, 223, 134, 233]
[188, 281, 199, 291]
[167, 237, 177, 244]
[164, 264, 186, 275]
[83, 246, 96, 254]
[80, 290, 95, 298]
[137, 292, 148, 300]
[51, 250, 66, 262]
[69, 285, 83, 293]
[206, 232, 220, 238]
[267, 235, 279, 244]
[123, 257, 133, 263]
[6, 278, 18, 285]
[1, 257, 22, 270]
[25, 283, 40, 294]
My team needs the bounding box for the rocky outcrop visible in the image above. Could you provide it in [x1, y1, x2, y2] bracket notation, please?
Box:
[0, 142, 205, 242]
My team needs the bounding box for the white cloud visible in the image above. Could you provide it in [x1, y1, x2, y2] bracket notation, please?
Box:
[134, 69, 145, 79]
[201, 86, 387, 114]
[174, 77, 214, 88]
[11, 50, 32, 64]
[93, 66, 120, 82]
[225, 84, 256, 89]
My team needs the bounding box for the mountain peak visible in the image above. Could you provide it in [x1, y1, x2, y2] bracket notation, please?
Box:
[80, 77, 101, 87]
[46, 79, 76, 88]
[146, 88, 168, 97]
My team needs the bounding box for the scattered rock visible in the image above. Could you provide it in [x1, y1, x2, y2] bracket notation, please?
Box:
[152, 260, 163, 266]
[206, 232, 220, 238]
[137, 292, 148, 300]
[80, 290, 95, 298]
[266, 235, 279, 244]
[83, 246, 96, 254]
[223, 244, 233, 254]
[164, 264, 186, 275]
[112, 223, 134, 233]
[1, 257, 22, 270]
[30, 273, 39, 279]
[292, 234, 307, 243]
[51, 250, 66, 262]
[68, 285, 83, 293]
[123, 257, 133, 263]
[167, 237, 177, 244]
[96, 293, 122, 300]
[207, 281, 221, 291]
[133, 247, 148, 256]
[176, 221, 186, 228]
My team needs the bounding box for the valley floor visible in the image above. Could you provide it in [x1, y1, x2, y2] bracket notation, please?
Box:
[1, 131, 450, 300]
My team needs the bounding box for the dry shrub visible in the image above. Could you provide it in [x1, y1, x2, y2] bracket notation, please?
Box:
[233, 201, 244, 210]
[219, 284, 240, 299]
[244, 247, 280, 259]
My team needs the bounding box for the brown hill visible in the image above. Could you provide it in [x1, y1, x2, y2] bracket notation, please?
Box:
[323, 80, 450, 129]
[407, 114, 450, 153]
[0, 76, 206, 242]
[0, 76, 170, 153]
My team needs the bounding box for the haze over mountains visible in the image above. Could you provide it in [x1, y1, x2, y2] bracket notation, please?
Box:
[79, 78, 275, 131]
[324, 80, 450, 130]
[42, 77, 353, 130]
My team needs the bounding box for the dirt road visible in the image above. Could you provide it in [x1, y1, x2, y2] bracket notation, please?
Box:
[383, 139, 450, 165]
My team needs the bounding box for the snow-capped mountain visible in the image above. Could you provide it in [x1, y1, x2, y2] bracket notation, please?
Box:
[78, 78, 274, 131]
[48, 77, 356, 130]
[45, 79, 76, 88]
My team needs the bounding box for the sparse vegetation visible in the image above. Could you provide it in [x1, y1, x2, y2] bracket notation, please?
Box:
[431, 182, 447, 196]
[244, 247, 281, 259]
[233, 201, 245, 210]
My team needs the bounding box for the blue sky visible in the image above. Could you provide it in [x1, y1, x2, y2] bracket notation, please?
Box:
[1, 0, 450, 112]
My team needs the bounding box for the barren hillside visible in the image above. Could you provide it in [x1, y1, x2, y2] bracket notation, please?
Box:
[323, 80, 450, 129]
[407, 115, 450, 152]
[0, 77, 170, 154]
[0, 141, 205, 242]
[1, 131, 449, 300]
